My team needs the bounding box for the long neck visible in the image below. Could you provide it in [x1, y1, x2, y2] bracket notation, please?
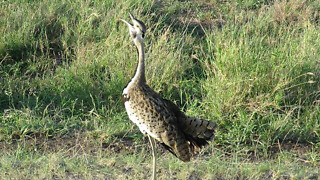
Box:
[132, 39, 146, 84]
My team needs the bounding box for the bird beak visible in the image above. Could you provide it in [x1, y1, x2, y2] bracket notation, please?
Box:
[129, 13, 135, 21]
[120, 13, 135, 28]
[120, 19, 133, 28]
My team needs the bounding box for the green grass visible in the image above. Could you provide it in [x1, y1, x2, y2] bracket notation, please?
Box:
[0, 0, 319, 179]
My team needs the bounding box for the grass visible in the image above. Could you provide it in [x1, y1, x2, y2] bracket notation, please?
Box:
[0, 0, 319, 179]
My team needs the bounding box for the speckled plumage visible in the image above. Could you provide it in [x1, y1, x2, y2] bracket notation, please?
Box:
[123, 83, 190, 161]
[123, 80, 216, 162]
[121, 14, 216, 162]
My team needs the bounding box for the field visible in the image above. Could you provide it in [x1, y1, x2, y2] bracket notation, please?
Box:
[0, 0, 319, 179]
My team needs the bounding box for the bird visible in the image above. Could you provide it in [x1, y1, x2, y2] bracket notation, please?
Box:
[120, 14, 216, 180]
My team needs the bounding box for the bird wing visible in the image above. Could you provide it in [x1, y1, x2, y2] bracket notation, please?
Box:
[125, 85, 191, 161]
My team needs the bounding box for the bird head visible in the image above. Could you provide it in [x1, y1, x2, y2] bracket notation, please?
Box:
[120, 13, 146, 43]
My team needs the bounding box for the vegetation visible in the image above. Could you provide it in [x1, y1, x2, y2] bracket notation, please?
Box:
[0, 0, 319, 179]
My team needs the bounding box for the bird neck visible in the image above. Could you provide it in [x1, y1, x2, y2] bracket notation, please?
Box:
[132, 39, 146, 84]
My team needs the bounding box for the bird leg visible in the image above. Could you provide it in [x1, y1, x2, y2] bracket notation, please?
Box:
[148, 135, 157, 180]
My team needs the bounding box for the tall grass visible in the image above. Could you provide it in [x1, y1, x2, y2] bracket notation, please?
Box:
[0, 0, 319, 178]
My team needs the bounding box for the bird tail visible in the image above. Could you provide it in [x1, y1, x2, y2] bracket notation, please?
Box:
[162, 98, 216, 156]
[159, 117, 216, 161]
[181, 117, 216, 149]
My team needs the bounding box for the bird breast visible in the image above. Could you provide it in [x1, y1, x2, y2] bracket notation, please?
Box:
[124, 100, 160, 141]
